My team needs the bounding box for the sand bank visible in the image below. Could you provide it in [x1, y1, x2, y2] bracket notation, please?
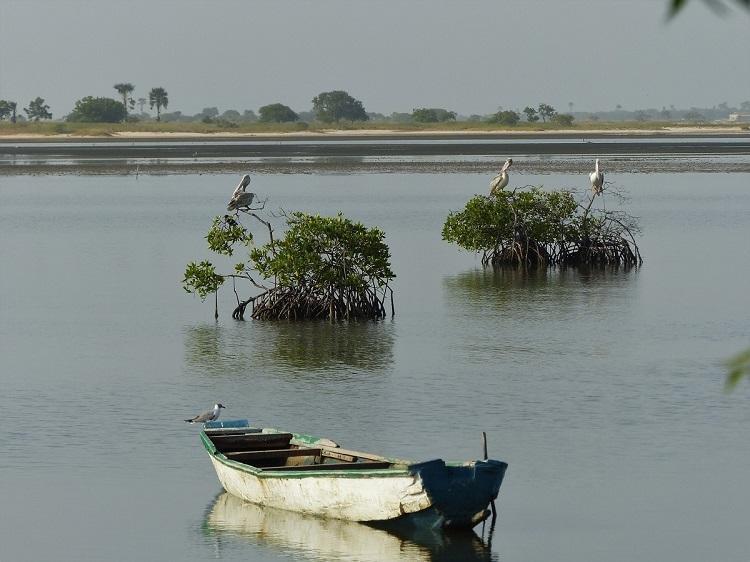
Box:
[0, 126, 748, 142]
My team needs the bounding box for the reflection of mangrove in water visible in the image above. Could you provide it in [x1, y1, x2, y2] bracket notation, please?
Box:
[443, 266, 638, 312]
[265, 321, 394, 371]
[184, 320, 395, 376]
[183, 323, 248, 375]
[202, 492, 496, 562]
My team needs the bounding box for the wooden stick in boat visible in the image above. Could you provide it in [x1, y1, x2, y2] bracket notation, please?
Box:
[319, 446, 387, 463]
[483, 431, 497, 522]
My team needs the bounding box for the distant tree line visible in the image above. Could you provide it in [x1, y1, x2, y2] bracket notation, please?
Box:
[0, 88, 576, 128]
[571, 101, 750, 124]
[3, 85, 749, 127]
[366, 103, 576, 127]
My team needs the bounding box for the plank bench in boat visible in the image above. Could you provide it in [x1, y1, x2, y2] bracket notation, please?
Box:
[207, 431, 293, 453]
[262, 461, 392, 471]
[224, 448, 323, 461]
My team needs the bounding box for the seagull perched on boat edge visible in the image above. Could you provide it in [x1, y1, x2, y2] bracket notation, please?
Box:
[227, 174, 257, 211]
[590, 159, 604, 196]
[489, 158, 513, 195]
[185, 403, 226, 423]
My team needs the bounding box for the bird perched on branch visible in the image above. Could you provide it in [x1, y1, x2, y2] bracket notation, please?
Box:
[227, 174, 256, 211]
[590, 159, 604, 196]
[489, 159, 513, 195]
[185, 403, 225, 423]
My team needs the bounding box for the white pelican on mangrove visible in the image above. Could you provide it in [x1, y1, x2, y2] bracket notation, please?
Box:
[489, 159, 513, 195]
[227, 174, 257, 211]
[590, 159, 604, 196]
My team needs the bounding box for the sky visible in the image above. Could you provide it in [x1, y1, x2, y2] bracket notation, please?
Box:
[1, 0, 749, 118]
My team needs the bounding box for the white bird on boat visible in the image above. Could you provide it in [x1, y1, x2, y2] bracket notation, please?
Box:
[489, 159, 513, 195]
[185, 403, 226, 423]
[227, 174, 257, 211]
[590, 159, 604, 196]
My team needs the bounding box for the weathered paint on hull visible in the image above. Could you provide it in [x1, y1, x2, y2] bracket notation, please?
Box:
[209, 455, 433, 521]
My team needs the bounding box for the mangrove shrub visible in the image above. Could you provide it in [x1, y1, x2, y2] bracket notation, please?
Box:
[442, 186, 642, 268]
[184, 210, 395, 321]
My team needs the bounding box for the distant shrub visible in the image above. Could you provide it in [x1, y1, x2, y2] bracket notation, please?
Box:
[411, 108, 457, 123]
[67, 97, 127, 123]
[312, 90, 368, 123]
[201, 116, 239, 128]
[551, 113, 575, 126]
[683, 111, 706, 122]
[487, 110, 520, 126]
[220, 109, 242, 122]
[259, 103, 299, 123]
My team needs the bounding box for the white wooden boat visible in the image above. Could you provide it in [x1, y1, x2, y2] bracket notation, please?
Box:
[200, 419, 508, 529]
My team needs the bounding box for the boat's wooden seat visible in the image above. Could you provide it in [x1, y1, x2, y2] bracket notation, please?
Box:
[209, 432, 294, 453]
[262, 461, 392, 472]
[225, 448, 322, 462]
[203, 428, 262, 436]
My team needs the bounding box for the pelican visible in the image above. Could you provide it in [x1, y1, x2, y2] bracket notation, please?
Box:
[489, 159, 513, 195]
[227, 174, 257, 211]
[185, 403, 225, 423]
[590, 159, 604, 196]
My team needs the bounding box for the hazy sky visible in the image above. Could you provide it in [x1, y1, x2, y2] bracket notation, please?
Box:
[1, 0, 748, 117]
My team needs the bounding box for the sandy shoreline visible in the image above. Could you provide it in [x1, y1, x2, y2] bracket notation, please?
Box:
[1, 126, 749, 142]
[3, 127, 749, 176]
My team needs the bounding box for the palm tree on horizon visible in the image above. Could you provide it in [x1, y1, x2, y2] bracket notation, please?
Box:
[149, 87, 169, 121]
[114, 83, 135, 114]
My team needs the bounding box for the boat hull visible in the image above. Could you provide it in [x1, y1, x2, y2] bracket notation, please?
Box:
[201, 421, 507, 529]
[210, 455, 433, 521]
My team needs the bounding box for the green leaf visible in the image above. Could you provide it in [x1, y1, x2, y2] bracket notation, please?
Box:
[725, 348, 750, 390]
[206, 215, 252, 256]
[182, 260, 224, 300]
[669, 0, 688, 16]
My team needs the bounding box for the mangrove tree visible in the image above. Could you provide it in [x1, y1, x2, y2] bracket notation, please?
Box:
[184, 206, 395, 321]
[442, 186, 642, 268]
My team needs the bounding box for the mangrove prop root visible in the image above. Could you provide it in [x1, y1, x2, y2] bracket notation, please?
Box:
[231, 286, 392, 321]
[484, 234, 641, 268]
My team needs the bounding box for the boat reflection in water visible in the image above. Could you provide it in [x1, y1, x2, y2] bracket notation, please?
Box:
[203, 492, 496, 562]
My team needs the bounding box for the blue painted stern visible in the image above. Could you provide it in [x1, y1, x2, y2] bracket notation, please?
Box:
[408, 459, 508, 528]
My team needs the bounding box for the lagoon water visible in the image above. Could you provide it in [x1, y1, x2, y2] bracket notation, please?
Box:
[1, 164, 749, 561]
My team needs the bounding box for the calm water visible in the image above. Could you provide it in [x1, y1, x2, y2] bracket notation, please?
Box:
[1, 166, 749, 561]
